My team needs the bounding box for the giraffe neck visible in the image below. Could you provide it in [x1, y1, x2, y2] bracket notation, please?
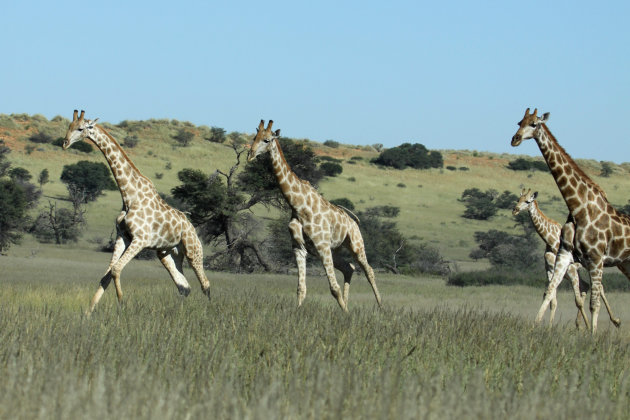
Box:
[90, 126, 153, 206]
[268, 139, 305, 210]
[534, 125, 604, 216]
[528, 201, 559, 247]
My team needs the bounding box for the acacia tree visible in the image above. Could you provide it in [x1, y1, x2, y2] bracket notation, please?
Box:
[60, 161, 116, 203]
[172, 138, 324, 272]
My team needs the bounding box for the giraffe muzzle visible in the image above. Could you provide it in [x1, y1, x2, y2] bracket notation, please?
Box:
[511, 134, 522, 146]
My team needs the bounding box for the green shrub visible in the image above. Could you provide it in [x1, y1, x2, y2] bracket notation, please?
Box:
[320, 162, 343, 177]
[507, 158, 549, 172]
[323, 140, 339, 148]
[53, 137, 93, 153]
[447, 268, 546, 287]
[28, 131, 54, 144]
[372, 143, 443, 170]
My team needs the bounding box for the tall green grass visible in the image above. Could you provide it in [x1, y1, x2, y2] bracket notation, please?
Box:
[2, 269, 630, 419]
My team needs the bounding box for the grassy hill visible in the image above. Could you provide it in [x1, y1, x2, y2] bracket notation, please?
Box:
[3, 112, 630, 267]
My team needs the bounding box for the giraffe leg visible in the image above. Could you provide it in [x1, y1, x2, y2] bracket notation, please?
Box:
[181, 231, 211, 299]
[158, 246, 192, 297]
[86, 235, 127, 316]
[110, 239, 146, 305]
[543, 251, 558, 326]
[588, 261, 605, 334]
[317, 245, 347, 312]
[535, 248, 572, 324]
[288, 219, 308, 307]
[566, 263, 590, 330]
[348, 230, 382, 308]
[333, 249, 354, 308]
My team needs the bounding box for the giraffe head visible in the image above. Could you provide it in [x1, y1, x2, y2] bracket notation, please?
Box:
[63, 109, 99, 149]
[511, 108, 550, 146]
[512, 188, 537, 216]
[247, 120, 281, 162]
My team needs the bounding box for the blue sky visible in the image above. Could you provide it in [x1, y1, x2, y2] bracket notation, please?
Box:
[2, 1, 629, 162]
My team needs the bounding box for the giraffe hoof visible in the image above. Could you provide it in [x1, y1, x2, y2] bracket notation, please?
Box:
[612, 318, 621, 328]
[177, 285, 191, 297]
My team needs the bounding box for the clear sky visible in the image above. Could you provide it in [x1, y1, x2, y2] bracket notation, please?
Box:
[2, 0, 629, 162]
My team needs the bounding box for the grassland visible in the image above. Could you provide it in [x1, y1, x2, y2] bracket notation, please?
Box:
[3, 255, 630, 419]
[3, 114, 630, 418]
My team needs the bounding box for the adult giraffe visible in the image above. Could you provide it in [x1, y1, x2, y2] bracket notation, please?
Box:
[512, 108, 627, 333]
[512, 188, 589, 327]
[247, 120, 382, 311]
[64, 110, 211, 315]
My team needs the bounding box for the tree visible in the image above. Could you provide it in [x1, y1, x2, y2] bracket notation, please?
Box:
[600, 161, 613, 177]
[495, 190, 519, 210]
[320, 161, 343, 177]
[8, 167, 32, 182]
[60, 161, 116, 203]
[459, 188, 499, 220]
[38, 168, 49, 189]
[173, 129, 194, 147]
[31, 200, 85, 244]
[171, 144, 270, 272]
[237, 137, 324, 209]
[206, 127, 226, 143]
[372, 143, 443, 170]
[0, 141, 40, 252]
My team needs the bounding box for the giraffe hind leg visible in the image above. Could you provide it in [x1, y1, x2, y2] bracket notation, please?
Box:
[110, 239, 146, 305]
[181, 232, 211, 299]
[333, 249, 354, 308]
[348, 233, 382, 308]
[158, 245, 192, 297]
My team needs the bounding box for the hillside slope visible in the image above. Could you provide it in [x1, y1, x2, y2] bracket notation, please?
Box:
[2, 113, 629, 265]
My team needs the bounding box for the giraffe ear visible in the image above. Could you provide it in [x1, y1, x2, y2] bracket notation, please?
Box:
[540, 113, 550, 123]
[532, 191, 538, 199]
[274, 129, 281, 137]
[87, 118, 99, 128]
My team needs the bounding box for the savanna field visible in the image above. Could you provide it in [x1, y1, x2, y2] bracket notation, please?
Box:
[4, 114, 630, 418]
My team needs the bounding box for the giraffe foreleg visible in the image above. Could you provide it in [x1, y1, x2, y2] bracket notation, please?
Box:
[110, 239, 145, 305]
[86, 235, 128, 316]
[536, 248, 572, 325]
[543, 250, 558, 326]
[288, 219, 308, 307]
[566, 263, 590, 330]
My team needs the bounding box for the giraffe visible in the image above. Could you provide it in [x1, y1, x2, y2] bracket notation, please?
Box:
[512, 188, 589, 328]
[247, 120, 382, 311]
[512, 108, 628, 333]
[63, 110, 211, 315]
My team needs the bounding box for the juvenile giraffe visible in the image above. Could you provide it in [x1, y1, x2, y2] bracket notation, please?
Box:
[512, 108, 628, 333]
[512, 188, 589, 327]
[63, 110, 211, 315]
[247, 120, 382, 311]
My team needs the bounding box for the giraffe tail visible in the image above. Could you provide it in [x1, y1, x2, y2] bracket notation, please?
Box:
[335, 205, 361, 225]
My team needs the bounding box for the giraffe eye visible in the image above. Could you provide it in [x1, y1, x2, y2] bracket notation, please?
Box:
[530, 123, 537, 128]
[263, 138, 270, 143]
[77, 128, 84, 132]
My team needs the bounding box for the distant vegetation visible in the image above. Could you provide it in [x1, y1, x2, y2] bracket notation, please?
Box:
[506, 157, 549, 172]
[372, 143, 443, 170]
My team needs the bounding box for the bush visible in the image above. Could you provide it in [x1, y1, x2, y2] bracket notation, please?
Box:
[447, 268, 546, 287]
[173, 129, 194, 147]
[320, 162, 343, 177]
[330, 197, 355, 211]
[495, 190, 519, 210]
[507, 158, 549, 172]
[372, 143, 443, 170]
[206, 127, 226, 143]
[446, 166, 457, 171]
[459, 188, 499, 220]
[123, 135, 139, 148]
[323, 140, 339, 148]
[60, 161, 117, 203]
[28, 131, 54, 144]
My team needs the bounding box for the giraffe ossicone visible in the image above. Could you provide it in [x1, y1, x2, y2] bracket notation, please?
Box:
[64, 110, 211, 315]
[248, 119, 382, 311]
